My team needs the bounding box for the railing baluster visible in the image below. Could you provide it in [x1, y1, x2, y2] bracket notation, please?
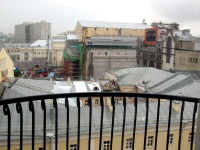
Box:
[77, 97, 81, 150]
[132, 97, 138, 150]
[3, 104, 11, 150]
[99, 96, 104, 150]
[41, 99, 46, 150]
[16, 102, 23, 150]
[53, 98, 58, 150]
[110, 96, 115, 150]
[29, 101, 35, 150]
[88, 96, 92, 150]
[65, 97, 69, 150]
[166, 99, 172, 150]
[155, 98, 160, 150]
[178, 101, 185, 150]
[143, 98, 149, 150]
[190, 102, 197, 150]
[121, 96, 126, 150]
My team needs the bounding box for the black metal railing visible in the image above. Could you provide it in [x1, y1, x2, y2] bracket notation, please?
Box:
[0, 92, 199, 150]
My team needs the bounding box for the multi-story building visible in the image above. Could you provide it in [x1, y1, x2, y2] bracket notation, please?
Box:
[15, 20, 51, 43]
[0, 48, 14, 82]
[138, 22, 196, 72]
[15, 22, 33, 43]
[63, 20, 152, 79]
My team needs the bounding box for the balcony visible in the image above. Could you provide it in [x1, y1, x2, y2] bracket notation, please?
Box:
[0, 92, 199, 150]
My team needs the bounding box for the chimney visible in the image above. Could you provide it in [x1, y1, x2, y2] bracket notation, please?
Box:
[106, 97, 113, 112]
[172, 100, 180, 112]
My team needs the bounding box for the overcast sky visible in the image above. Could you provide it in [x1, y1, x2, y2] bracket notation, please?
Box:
[1, 0, 200, 36]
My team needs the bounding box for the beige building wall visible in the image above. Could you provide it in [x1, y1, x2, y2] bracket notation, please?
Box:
[52, 40, 65, 66]
[162, 33, 176, 70]
[88, 49, 136, 79]
[74, 22, 146, 42]
[0, 125, 195, 150]
[0, 48, 14, 82]
[175, 50, 200, 70]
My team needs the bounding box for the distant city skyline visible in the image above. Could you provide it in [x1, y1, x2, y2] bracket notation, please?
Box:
[0, 0, 200, 36]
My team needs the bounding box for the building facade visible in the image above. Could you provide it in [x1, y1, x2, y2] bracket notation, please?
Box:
[70, 20, 152, 79]
[138, 22, 196, 72]
[0, 48, 14, 82]
[15, 20, 51, 43]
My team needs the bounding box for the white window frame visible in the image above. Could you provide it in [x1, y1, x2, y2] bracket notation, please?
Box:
[95, 99, 99, 105]
[70, 144, 77, 150]
[168, 134, 174, 145]
[147, 136, 154, 147]
[188, 132, 195, 143]
[103, 141, 110, 150]
[85, 100, 88, 106]
[126, 138, 132, 149]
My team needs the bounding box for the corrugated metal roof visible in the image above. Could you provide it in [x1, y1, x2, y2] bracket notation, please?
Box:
[78, 20, 152, 29]
[151, 74, 189, 93]
[108, 67, 173, 87]
[108, 67, 200, 98]
[165, 81, 200, 98]
[11, 78, 55, 96]
[30, 40, 52, 48]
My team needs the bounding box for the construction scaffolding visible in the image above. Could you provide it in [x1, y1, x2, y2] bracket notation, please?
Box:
[60, 39, 82, 80]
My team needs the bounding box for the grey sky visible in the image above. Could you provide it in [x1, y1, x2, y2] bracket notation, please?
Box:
[0, 0, 200, 36]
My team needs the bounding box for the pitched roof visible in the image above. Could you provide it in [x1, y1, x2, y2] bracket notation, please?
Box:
[107, 67, 200, 98]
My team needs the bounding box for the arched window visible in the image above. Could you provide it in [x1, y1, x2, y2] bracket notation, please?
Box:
[166, 36, 172, 63]
[157, 48, 161, 54]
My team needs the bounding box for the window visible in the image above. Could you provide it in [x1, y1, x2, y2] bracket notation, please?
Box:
[143, 59, 147, 66]
[105, 52, 107, 55]
[85, 100, 88, 106]
[38, 148, 44, 150]
[149, 61, 154, 67]
[166, 36, 172, 63]
[157, 55, 161, 60]
[156, 62, 161, 69]
[95, 99, 99, 105]
[126, 138, 132, 149]
[150, 54, 155, 59]
[168, 134, 173, 144]
[70, 144, 77, 150]
[147, 136, 154, 147]
[103, 141, 110, 150]
[105, 99, 107, 105]
[188, 133, 195, 143]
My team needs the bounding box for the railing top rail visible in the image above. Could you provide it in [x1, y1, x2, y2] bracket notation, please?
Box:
[0, 92, 199, 105]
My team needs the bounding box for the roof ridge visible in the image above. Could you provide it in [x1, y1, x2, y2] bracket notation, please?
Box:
[149, 72, 180, 90]
[160, 75, 194, 94]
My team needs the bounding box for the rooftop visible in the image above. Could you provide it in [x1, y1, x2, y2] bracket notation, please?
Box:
[78, 20, 152, 29]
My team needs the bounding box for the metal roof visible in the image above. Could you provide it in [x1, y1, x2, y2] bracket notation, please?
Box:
[11, 78, 55, 96]
[107, 67, 200, 98]
[30, 40, 52, 48]
[78, 20, 152, 29]
[107, 67, 173, 87]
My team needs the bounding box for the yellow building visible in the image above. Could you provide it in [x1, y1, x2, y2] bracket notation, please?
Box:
[175, 50, 200, 70]
[0, 48, 14, 82]
[74, 20, 152, 42]
[52, 39, 66, 66]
